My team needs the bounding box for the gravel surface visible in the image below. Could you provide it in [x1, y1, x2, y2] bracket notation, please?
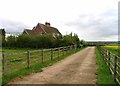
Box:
[9, 47, 97, 84]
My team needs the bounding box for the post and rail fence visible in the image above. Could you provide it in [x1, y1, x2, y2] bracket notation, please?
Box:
[2, 45, 77, 76]
[97, 46, 120, 85]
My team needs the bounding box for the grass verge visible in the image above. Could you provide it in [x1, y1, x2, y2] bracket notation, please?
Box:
[3, 47, 85, 85]
[96, 47, 116, 85]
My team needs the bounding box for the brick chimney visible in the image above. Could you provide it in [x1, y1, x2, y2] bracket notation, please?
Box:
[45, 22, 50, 27]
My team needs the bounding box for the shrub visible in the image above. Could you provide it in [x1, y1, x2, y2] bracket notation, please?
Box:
[3, 33, 83, 48]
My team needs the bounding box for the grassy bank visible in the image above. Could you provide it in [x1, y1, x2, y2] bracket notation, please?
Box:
[96, 47, 116, 85]
[3, 47, 85, 85]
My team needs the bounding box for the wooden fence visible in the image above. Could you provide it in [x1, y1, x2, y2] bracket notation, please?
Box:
[2, 45, 77, 76]
[97, 46, 120, 85]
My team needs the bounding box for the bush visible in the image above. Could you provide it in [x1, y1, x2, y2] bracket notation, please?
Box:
[3, 33, 83, 48]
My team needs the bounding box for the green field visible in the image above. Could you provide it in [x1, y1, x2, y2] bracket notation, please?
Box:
[2, 47, 67, 75]
[103, 45, 120, 56]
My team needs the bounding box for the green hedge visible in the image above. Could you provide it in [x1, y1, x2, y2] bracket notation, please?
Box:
[3, 34, 83, 49]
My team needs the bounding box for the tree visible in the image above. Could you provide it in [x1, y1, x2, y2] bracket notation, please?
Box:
[36, 34, 53, 48]
[73, 33, 80, 48]
[17, 35, 31, 48]
[52, 35, 63, 47]
[3, 33, 85, 49]
[6, 35, 16, 48]
[62, 35, 75, 46]
[80, 40, 88, 47]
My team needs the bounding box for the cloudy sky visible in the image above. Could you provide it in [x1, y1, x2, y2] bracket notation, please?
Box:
[0, 0, 119, 41]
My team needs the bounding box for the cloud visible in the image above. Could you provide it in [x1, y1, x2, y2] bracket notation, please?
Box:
[65, 9, 118, 41]
[0, 18, 29, 34]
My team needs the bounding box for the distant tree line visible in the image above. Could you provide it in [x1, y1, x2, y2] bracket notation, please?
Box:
[2, 33, 88, 49]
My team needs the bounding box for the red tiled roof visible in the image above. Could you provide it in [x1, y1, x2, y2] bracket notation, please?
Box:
[38, 23, 62, 35]
[23, 23, 62, 36]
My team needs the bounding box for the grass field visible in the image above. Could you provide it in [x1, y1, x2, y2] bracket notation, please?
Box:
[2, 47, 68, 75]
[103, 45, 120, 56]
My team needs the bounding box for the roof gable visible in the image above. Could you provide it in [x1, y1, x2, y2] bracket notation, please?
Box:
[38, 23, 61, 35]
[23, 29, 33, 35]
[23, 23, 62, 36]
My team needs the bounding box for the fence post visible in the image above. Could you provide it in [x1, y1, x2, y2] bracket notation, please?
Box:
[58, 48, 60, 58]
[63, 47, 64, 55]
[75, 44, 77, 52]
[68, 46, 70, 53]
[65, 46, 67, 54]
[103, 49, 106, 61]
[106, 49, 107, 57]
[74, 44, 77, 53]
[42, 49, 44, 63]
[2, 53, 5, 76]
[51, 48, 53, 60]
[106, 50, 108, 65]
[71, 45, 73, 50]
[108, 52, 110, 68]
[114, 56, 117, 82]
[27, 50, 30, 68]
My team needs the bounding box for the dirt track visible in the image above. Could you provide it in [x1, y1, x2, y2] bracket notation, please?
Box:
[9, 47, 97, 84]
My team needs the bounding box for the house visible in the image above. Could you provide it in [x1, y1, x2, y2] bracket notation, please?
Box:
[22, 22, 62, 37]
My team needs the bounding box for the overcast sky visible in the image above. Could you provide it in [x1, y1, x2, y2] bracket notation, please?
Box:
[0, 0, 119, 41]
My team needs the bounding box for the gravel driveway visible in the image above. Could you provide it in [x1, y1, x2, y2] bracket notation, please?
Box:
[9, 47, 97, 84]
